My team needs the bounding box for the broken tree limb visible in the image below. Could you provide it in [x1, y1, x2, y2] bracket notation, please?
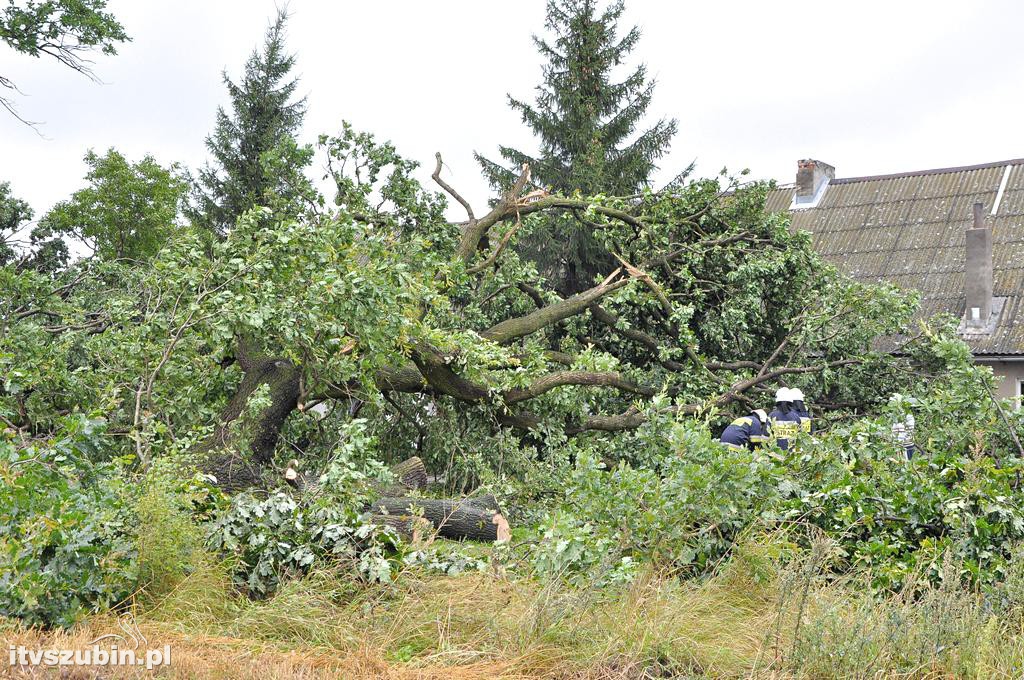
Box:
[368, 496, 511, 543]
[375, 455, 429, 496]
[285, 455, 428, 496]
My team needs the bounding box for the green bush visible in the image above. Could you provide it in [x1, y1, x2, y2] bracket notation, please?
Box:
[532, 419, 776, 583]
[134, 460, 224, 600]
[0, 416, 137, 627]
[529, 361, 1024, 592]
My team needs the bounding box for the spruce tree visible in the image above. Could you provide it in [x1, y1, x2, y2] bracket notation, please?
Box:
[190, 10, 309, 236]
[476, 0, 676, 294]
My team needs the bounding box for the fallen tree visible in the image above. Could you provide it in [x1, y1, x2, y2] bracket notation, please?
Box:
[2, 124, 923, 494]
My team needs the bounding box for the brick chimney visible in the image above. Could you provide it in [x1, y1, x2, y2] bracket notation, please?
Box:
[964, 202, 994, 330]
[794, 159, 835, 206]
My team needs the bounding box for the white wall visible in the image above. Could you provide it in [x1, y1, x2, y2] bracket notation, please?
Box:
[979, 360, 1024, 407]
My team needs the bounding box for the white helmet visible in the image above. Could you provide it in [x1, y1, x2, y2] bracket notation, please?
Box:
[775, 387, 793, 402]
[790, 388, 805, 402]
[752, 409, 769, 423]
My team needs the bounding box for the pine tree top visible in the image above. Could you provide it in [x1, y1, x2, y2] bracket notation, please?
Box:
[475, 0, 678, 295]
[477, 0, 677, 197]
[190, 10, 309, 237]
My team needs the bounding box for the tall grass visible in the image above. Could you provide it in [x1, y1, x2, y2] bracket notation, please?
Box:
[134, 531, 1024, 678]
[9, 514, 1024, 678]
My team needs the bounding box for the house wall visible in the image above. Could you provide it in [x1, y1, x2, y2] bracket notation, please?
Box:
[978, 359, 1024, 407]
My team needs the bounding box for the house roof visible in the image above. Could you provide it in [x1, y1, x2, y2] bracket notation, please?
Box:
[765, 159, 1024, 356]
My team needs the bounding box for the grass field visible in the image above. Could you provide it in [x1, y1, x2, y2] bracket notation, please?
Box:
[7, 537, 1024, 679]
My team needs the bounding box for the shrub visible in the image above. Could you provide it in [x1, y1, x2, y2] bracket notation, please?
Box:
[134, 460, 224, 601]
[0, 417, 137, 627]
[532, 419, 777, 583]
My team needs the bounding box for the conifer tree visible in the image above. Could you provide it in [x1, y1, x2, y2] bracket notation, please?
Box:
[476, 0, 676, 294]
[190, 10, 310, 236]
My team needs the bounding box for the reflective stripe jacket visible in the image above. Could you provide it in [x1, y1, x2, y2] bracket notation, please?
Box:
[720, 414, 768, 450]
[769, 407, 801, 450]
[793, 403, 812, 433]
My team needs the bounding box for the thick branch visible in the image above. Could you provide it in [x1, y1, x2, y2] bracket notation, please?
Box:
[504, 371, 656, 403]
[482, 277, 630, 344]
[567, 407, 647, 435]
[466, 218, 523, 274]
[456, 163, 531, 263]
[410, 344, 489, 402]
[504, 196, 644, 229]
[589, 304, 688, 372]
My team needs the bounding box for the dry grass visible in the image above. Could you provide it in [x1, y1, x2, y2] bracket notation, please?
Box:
[7, 540, 1024, 678]
[0, 542, 789, 679]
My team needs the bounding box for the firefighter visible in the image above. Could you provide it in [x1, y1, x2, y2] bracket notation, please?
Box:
[791, 388, 812, 433]
[720, 409, 770, 452]
[892, 414, 916, 460]
[769, 387, 801, 450]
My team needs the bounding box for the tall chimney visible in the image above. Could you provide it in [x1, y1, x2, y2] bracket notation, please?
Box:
[964, 202, 993, 329]
[795, 159, 835, 205]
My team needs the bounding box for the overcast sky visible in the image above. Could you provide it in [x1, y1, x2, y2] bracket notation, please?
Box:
[3, 0, 1024, 225]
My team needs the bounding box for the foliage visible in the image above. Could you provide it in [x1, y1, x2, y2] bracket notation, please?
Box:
[133, 459, 223, 600]
[0, 180, 32, 265]
[0, 180, 68, 272]
[206, 422, 404, 595]
[0, 416, 136, 627]
[525, 331, 1024, 591]
[34, 148, 187, 261]
[477, 0, 677, 293]
[532, 417, 774, 583]
[0, 0, 129, 121]
[189, 9, 313, 237]
[774, 348, 1024, 590]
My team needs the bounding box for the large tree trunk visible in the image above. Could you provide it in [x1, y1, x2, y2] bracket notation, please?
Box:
[368, 496, 510, 542]
[370, 514, 433, 543]
[197, 339, 300, 492]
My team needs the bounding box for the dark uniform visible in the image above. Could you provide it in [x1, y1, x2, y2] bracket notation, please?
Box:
[769, 405, 801, 450]
[793, 401, 811, 433]
[720, 411, 769, 452]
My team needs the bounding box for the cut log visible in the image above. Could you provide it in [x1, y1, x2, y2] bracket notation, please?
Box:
[463, 493, 502, 514]
[368, 496, 510, 543]
[376, 456, 428, 496]
[390, 456, 428, 490]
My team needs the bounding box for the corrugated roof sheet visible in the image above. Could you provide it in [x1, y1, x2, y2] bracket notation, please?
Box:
[767, 159, 1024, 356]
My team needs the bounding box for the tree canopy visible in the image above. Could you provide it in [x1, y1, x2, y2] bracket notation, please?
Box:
[33, 148, 186, 262]
[2, 123, 927, 492]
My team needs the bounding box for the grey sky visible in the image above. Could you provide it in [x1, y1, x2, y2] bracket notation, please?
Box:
[2, 0, 1024, 225]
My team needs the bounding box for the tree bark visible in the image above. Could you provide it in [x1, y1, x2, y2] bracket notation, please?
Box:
[368, 496, 510, 542]
[197, 339, 300, 492]
[388, 456, 428, 491]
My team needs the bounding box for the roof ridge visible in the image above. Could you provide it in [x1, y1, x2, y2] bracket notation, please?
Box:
[831, 158, 1024, 185]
